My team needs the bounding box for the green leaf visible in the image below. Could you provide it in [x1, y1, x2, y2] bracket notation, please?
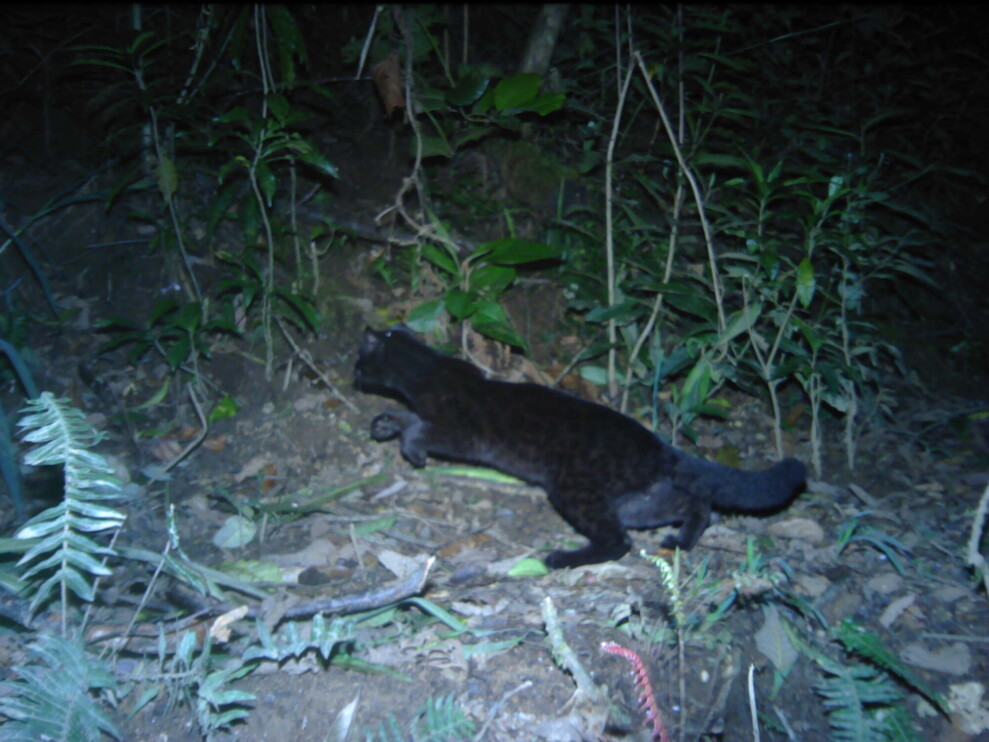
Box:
[792, 318, 826, 355]
[213, 515, 257, 549]
[796, 257, 816, 308]
[421, 243, 459, 276]
[295, 148, 338, 178]
[267, 94, 291, 126]
[165, 335, 192, 370]
[151, 298, 180, 324]
[508, 558, 550, 577]
[445, 289, 474, 320]
[215, 106, 250, 125]
[493, 73, 542, 112]
[418, 135, 454, 159]
[429, 466, 524, 484]
[579, 365, 608, 386]
[209, 395, 240, 423]
[133, 376, 171, 410]
[275, 291, 321, 331]
[453, 125, 497, 150]
[469, 264, 516, 296]
[720, 304, 762, 344]
[480, 238, 561, 265]
[473, 320, 526, 350]
[448, 70, 490, 106]
[584, 301, 643, 324]
[405, 299, 445, 332]
[255, 159, 277, 207]
[156, 155, 178, 201]
[470, 300, 509, 326]
[681, 357, 713, 408]
[268, 5, 305, 89]
[353, 515, 396, 536]
[172, 302, 202, 333]
[518, 93, 565, 116]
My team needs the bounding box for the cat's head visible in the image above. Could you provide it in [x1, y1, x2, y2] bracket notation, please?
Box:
[353, 324, 428, 396]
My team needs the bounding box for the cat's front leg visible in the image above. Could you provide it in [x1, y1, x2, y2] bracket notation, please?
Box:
[370, 409, 430, 467]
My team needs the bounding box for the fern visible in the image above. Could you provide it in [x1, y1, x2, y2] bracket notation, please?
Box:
[414, 694, 476, 742]
[242, 613, 356, 663]
[133, 628, 256, 740]
[13, 393, 125, 629]
[0, 633, 120, 741]
[836, 619, 948, 717]
[815, 660, 903, 742]
[784, 619, 925, 742]
[364, 694, 475, 742]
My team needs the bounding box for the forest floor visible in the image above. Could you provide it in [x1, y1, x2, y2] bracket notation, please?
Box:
[2, 91, 989, 742]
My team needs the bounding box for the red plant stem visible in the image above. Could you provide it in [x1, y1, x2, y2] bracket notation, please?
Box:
[601, 642, 671, 742]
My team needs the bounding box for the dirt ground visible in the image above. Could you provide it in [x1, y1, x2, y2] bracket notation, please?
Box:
[2, 83, 989, 742]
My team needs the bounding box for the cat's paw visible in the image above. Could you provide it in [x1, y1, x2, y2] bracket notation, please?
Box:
[544, 539, 631, 569]
[400, 443, 428, 468]
[543, 550, 574, 570]
[659, 534, 686, 550]
[370, 414, 403, 441]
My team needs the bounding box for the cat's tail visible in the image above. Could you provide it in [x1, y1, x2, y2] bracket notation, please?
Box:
[693, 457, 807, 512]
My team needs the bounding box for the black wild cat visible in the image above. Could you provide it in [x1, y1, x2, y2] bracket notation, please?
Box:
[354, 325, 806, 569]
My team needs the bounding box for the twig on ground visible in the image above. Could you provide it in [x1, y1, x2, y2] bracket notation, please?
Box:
[542, 596, 605, 704]
[275, 316, 359, 413]
[966, 481, 989, 598]
[473, 680, 533, 742]
[747, 663, 760, 742]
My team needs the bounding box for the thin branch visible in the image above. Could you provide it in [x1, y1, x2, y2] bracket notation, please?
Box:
[633, 51, 725, 333]
[275, 317, 359, 413]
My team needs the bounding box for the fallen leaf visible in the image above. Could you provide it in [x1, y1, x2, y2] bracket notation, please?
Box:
[766, 517, 826, 544]
[202, 435, 227, 452]
[377, 549, 425, 579]
[372, 51, 404, 117]
[210, 605, 249, 642]
[901, 642, 971, 676]
[213, 515, 257, 549]
[756, 604, 798, 673]
[879, 593, 917, 628]
[234, 454, 270, 483]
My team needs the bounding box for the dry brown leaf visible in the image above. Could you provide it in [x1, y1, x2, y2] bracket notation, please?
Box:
[901, 642, 971, 676]
[234, 454, 270, 483]
[149, 438, 183, 462]
[766, 517, 827, 544]
[261, 463, 279, 495]
[372, 51, 404, 117]
[210, 605, 249, 643]
[202, 435, 227, 452]
[176, 425, 203, 441]
[438, 532, 493, 559]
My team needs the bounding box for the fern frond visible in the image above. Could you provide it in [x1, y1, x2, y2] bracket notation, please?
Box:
[414, 693, 476, 742]
[837, 619, 948, 717]
[242, 613, 356, 663]
[13, 393, 125, 624]
[364, 694, 475, 742]
[815, 662, 899, 742]
[0, 633, 120, 741]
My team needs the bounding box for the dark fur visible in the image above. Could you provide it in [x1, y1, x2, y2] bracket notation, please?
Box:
[354, 326, 806, 569]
